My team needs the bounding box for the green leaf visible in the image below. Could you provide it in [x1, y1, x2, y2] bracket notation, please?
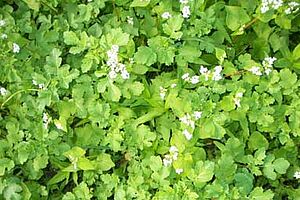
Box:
[0, 158, 14, 176]
[33, 155, 49, 171]
[63, 31, 80, 45]
[78, 158, 96, 171]
[129, 81, 145, 96]
[234, 169, 254, 195]
[3, 183, 22, 200]
[134, 46, 157, 66]
[199, 119, 226, 139]
[279, 68, 297, 89]
[273, 158, 290, 174]
[130, 0, 150, 7]
[48, 171, 70, 185]
[292, 43, 300, 61]
[102, 28, 129, 47]
[148, 36, 176, 65]
[23, 0, 40, 11]
[108, 83, 121, 102]
[162, 15, 184, 40]
[149, 156, 162, 172]
[46, 48, 62, 68]
[64, 147, 86, 160]
[192, 160, 215, 183]
[249, 187, 274, 200]
[96, 153, 115, 171]
[248, 132, 269, 151]
[220, 96, 235, 111]
[225, 6, 250, 31]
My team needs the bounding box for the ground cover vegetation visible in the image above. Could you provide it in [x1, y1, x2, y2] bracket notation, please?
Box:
[0, 0, 300, 199]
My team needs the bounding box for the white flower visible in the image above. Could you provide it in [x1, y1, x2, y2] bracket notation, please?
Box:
[261, 5, 269, 13]
[1, 34, 7, 39]
[127, 16, 134, 25]
[0, 87, 7, 96]
[182, 73, 190, 81]
[163, 155, 173, 167]
[38, 83, 45, 89]
[199, 66, 210, 81]
[111, 45, 119, 53]
[263, 57, 277, 66]
[285, 8, 292, 14]
[179, 0, 188, 4]
[175, 168, 184, 174]
[108, 70, 118, 79]
[161, 12, 172, 19]
[87, 0, 92, 2]
[265, 68, 272, 75]
[43, 113, 48, 122]
[107, 45, 129, 80]
[121, 69, 130, 79]
[249, 66, 262, 76]
[55, 121, 64, 130]
[212, 66, 222, 81]
[32, 80, 38, 85]
[0, 20, 5, 27]
[262, 57, 276, 75]
[193, 111, 202, 120]
[159, 86, 167, 100]
[294, 171, 300, 179]
[129, 58, 134, 64]
[171, 83, 177, 88]
[182, 129, 193, 140]
[261, 0, 283, 13]
[169, 146, 179, 161]
[190, 75, 199, 84]
[42, 113, 50, 129]
[12, 43, 20, 53]
[179, 113, 195, 129]
[182, 5, 191, 18]
[236, 92, 243, 98]
[199, 66, 208, 74]
[233, 92, 243, 108]
[169, 146, 178, 153]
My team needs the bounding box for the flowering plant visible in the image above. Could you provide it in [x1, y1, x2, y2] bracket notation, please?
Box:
[0, 0, 300, 199]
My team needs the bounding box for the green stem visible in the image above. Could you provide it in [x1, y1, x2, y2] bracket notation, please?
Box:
[1, 88, 40, 109]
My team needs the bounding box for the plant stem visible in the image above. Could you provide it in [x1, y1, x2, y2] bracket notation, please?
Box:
[1, 88, 40, 109]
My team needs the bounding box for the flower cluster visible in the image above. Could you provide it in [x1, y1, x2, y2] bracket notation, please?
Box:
[127, 16, 134, 25]
[1, 34, 7, 39]
[0, 87, 7, 96]
[179, 111, 202, 140]
[0, 19, 5, 27]
[248, 66, 262, 76]
[233, 92, 243, 108]
[260, 0, 283, 13]
[106, 45, 130, 80]
[248, 56, 276, 76]
[161, 12, 172, 19]
[179, 0, 190, 18]
[175, 168, 183, 174]
[13, 43, 20, 53]
[32, 80, 45, 89]
[262, 56, 276, 75]
[285, 2, 299, 14]
[42, 112, 51, 129]
[179, 113, 195, 129]
[199, 65, 223, 81]
[163, 146, 179, 167]
[159, 86, 167, 100]
[181, 73, 200, 84]
[294, 171, 300, 179]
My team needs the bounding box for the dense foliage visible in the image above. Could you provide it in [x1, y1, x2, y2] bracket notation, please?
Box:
[1, 0, 300, 199]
